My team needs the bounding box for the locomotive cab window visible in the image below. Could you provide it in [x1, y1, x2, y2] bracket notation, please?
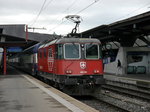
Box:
[85, 43, 99, 59]
[64, 43, 80, 59]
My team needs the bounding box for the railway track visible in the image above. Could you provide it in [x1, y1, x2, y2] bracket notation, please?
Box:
[37, 75, 150, 111]
[94, 79, 150, 112]
[37, 75, 135, 111]
[74, 96, 128, 112]
[74, 88, 150, 112]
[35, 73, 150, 112]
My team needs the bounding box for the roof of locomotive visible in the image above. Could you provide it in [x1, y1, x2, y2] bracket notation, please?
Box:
[39, 38, 101, 49]
[23, 43, 41, 53]
[56, 38, 101, 43]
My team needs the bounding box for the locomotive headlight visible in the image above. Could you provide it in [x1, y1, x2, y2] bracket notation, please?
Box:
[94, 70, 99, 74]
[81, 44, 84, 48]
[66, 70, 72, 74]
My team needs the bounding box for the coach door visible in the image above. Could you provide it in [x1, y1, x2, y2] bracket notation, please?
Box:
[48, 48, 54, 71]
[144, 53, 150, 74]
[148, 53, 150, 74]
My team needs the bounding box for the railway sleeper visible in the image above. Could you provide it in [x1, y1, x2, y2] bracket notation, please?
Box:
[101, 89, 150, 107]
[101, 84, 150, 101]
[96, 92, 150, 112]
[105, 80, 150, 94]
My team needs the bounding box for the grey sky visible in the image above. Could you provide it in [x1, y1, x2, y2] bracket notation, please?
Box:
[0, 0, 150, 35]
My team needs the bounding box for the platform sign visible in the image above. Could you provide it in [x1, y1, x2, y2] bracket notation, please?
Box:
[7, 47, 22, 52]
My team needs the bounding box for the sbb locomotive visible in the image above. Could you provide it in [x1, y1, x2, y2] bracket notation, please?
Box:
[9, 37, 104, 95]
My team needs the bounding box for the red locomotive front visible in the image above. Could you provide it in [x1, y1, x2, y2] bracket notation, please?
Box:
[55, 42, 103, 75]
[38, 38, 103, 92]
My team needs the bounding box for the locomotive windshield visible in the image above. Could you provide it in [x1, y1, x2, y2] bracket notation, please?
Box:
[85, 44, 99, 59]
[64, 43, 80, 59]
[58, 43, 101, 60]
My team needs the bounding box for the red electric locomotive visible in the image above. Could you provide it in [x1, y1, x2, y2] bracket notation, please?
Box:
[38, 37, 103, 95]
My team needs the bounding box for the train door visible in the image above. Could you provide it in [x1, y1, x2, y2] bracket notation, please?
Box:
[148, 53, 150, 74]
[142, 53, 150, 74]
[32, 53, 38, 75]
[48, 48, 54, 72]
[0, 48, 3, 70]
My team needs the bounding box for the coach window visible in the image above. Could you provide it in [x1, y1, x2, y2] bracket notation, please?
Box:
[128, 55, 143, 64]
[64, 43, 80, 59]
[48, 48, 53, 58]
[85, 44, 99, 59]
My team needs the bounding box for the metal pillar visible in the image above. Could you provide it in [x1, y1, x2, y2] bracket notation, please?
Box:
[26, 25, 28, 42]
[3, 47, 6, 75]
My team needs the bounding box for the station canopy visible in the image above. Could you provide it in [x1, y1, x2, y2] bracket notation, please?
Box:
[0, 24, 59, 49]
[81, 11, 150, 47]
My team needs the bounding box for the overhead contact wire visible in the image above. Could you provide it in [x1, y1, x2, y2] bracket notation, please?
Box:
[47, 0, 100, 33]
[29, 0, 47, 26]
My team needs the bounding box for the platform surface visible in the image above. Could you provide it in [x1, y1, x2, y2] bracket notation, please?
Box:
[0, 67, 99, 112]
[0, 66, 99, 112]
[0, 75, 72, 112]
[104, 73, 150, 82]
[104, 73, 150, 88]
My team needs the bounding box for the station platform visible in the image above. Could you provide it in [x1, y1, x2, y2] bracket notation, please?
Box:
[0, 67, 98, 112]
[104, 74, 150, 88]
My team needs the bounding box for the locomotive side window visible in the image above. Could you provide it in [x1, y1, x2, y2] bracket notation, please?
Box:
[64, 43, 80, 59]
[99, 46, 103, 59]
[44, 48, 47, 58]
[39, 50, 42, 58]
[85, 44, 99, 59]
[57, 44, 63, 59]
[48, 48, 53, 58]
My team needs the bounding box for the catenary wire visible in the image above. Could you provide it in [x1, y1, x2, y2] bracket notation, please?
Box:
[47, 0, 100, 33]
[43, 0, 54, 10]
[106, 1, 150, 24]
[76, 0, 100, 14]
[29, 0, 47, 26]
[46, 0, 79, 33]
